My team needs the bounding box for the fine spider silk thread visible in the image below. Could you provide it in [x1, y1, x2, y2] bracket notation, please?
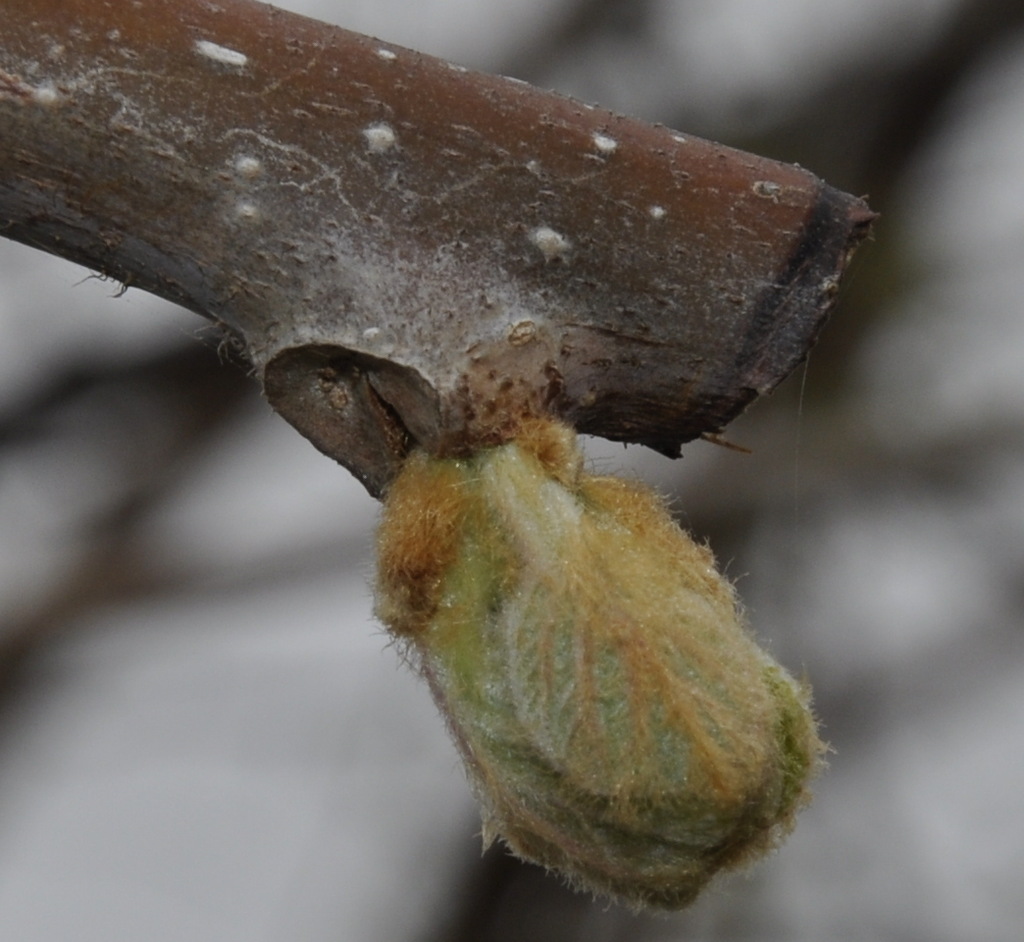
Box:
[374, 418, 824, 909]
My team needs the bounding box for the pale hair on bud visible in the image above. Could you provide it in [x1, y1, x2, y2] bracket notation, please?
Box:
[375, 418, 825, 909]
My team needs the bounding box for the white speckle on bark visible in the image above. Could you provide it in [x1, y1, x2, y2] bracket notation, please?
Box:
[31, 83, 61, 107]
[363, 122, 397, 153]
[233, 155, 263, 178]
[530, 227, 571, 262]
[194, 39, 249, 69]
[235, 201, 260, 222]
[526, 159, 542, 176]
[446, 62, 468, 73]
[592, 133, 618, 155]
[672, 134, 687, 144]
[363, 327, 382, 340]
[649, 205, 667, 220]
[376, 48, 397, 61]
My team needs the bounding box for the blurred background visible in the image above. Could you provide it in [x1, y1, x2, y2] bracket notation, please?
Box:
[2, 0, 1023, 939]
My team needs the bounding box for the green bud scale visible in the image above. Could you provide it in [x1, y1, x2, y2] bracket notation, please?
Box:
[375, 419, 824, 909]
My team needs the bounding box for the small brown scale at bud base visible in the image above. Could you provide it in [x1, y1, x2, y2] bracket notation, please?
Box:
[375, 418, 825, 909]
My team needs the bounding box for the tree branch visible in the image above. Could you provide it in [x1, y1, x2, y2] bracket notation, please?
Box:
[1, 0, 873, 496]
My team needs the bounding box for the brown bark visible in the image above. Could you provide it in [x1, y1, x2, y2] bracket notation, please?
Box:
[0, 0, 873, 497]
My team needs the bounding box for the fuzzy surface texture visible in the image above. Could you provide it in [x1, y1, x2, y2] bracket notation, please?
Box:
[375, 419, 824, 909]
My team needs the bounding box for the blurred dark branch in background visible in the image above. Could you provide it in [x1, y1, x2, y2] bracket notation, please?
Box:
[500, 0, 658, 79]
[770, 0, 1024, 201]
[0, 344, 253, 691]
[738, 0, 1024, 384]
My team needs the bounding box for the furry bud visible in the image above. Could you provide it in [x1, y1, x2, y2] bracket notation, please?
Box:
[375, 419, 823, 909]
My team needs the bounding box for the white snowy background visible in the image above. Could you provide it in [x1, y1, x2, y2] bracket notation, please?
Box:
[1, 1, 1023, 940]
